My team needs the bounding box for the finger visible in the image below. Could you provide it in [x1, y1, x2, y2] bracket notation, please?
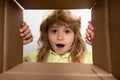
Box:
[85, 31, 90, 38]
[21, 21, 26, 27]
[88, 22, 94, 31]
[85, 33, 92, 41]
[22, 33, 33, 40]
[23, 37, 33, 45]
[22, 32, 33, 45]
[86, 28, 94, 39]
[85, 37, 92, 45]
[20, 24, 29, 33]
[23, 28, 31, 36]
[20, 27, 31, 38]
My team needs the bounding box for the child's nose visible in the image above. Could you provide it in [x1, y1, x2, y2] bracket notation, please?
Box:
[57, 33, 64, 40]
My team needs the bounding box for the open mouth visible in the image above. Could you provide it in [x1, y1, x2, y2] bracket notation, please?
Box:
[56, 44, 65, 48]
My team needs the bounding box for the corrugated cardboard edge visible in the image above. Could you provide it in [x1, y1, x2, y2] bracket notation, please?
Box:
[0, 0, 4, 73]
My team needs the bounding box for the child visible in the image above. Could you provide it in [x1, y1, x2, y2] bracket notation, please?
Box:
[22, 10, 93, 63]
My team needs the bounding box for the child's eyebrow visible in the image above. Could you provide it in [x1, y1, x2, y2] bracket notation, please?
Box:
[50, 26, 57, 28]
[65, 26, 70, 28]
[65, 26, 71, 29]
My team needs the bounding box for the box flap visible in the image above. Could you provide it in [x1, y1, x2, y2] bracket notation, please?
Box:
[16, 0, 94, 9]
[0, 63, 117, 80]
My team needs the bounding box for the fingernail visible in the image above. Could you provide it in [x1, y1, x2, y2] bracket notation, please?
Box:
[20, 29, 23, 32]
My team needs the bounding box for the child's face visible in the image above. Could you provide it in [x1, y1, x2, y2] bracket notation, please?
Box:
[48, 23, 74, 56]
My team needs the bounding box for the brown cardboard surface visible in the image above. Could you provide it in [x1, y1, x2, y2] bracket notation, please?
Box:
[92, 0, 120, 79]
[92, 0, 111, 72]
[108, 0, 120, 79]
[16, 0, 94, 9]
[3, 0, 23, 71]
[0, 0, 4, 73]
[0, 63, 118, 80]
[6, 63, 95, 73]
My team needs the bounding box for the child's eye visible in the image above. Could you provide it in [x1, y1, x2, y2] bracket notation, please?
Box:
[65, 30, 71, 34]
[51, 29, 57, 33]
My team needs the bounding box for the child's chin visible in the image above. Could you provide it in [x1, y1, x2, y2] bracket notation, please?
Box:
[56, 51, 66, 55]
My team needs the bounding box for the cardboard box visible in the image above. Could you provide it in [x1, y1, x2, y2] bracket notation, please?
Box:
[0, 0, 23, 73]
[0, 0, 120, 80]
[0, 63, 118, 80]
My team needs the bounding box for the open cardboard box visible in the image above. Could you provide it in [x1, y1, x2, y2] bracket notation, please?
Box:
[0, 0, 120, 80]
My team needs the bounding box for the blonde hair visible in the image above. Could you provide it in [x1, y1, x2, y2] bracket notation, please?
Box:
[37, 10, 86, 63]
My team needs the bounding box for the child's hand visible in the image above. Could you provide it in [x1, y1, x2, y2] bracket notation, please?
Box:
[20, 22, 33, 45]
[85, 21, 94, 45]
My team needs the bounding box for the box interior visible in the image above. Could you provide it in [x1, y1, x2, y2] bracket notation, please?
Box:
[0, 0, 120, 79]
